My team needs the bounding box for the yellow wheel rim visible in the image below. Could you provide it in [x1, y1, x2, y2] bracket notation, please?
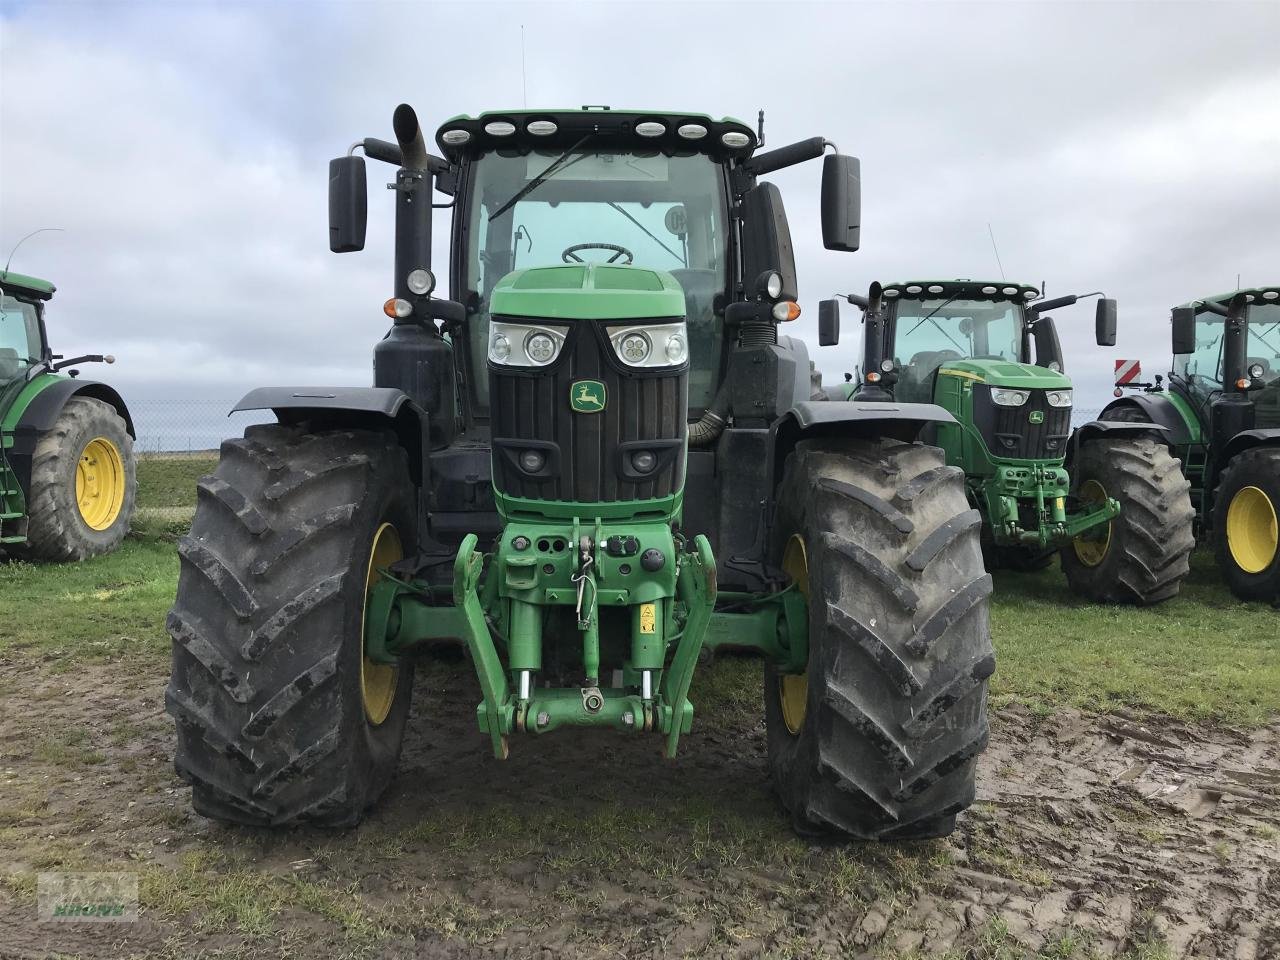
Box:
[1227, 486, 1278, 575]
[779, 534, 810, 735]
[75, 436, 125, 531]
[1072, 479, 1112, 568]
[361, 522, 402, 725]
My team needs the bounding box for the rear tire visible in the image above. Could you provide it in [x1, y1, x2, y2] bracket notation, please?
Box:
[764, 438, 994, 840]
[13, 396, 135, 562]
[1212, 446, 1280, 603]
[166, 424, 415, 827]
[1060, 438, 1195, 604]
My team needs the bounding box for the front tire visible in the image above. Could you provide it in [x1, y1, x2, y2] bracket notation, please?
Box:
[15, 396, 136, 562]
[1213, 446, 1280, 603]
[764, 438, 994, 840]
[1060, 438, 1195, 604]
[166, 424, 415, 827]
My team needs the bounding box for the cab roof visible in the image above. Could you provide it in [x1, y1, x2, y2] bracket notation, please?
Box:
[879, 279, 1040, 304]
[0, 270, 55, 300]
[1179, 286, 1280, 310]
[434, 107, 758, 162]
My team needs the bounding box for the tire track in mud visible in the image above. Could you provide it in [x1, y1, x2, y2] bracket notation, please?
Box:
[0, 655, 1277, 958]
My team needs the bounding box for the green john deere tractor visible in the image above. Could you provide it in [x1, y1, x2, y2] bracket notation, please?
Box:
[1103, 285, 1280, 603]
[819, 279, 1195, 604]
[0, 270, 136, 561]
[167, 105, 996, 840]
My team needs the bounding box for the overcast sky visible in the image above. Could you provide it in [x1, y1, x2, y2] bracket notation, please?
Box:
[2, 0, 1277, 416]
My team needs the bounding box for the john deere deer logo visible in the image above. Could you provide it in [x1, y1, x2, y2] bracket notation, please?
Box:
[1029, 410, 1045, 425]
[570, 380, 606, 413]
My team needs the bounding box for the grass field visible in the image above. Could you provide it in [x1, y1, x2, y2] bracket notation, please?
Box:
[1, 457, 1277, 959]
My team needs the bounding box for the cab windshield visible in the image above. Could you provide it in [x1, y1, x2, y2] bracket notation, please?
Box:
[0, 294, 42, 385]
[891, 297, 1025, 404]
[1175, 304, 1280, 397]
[461, 148, 729, 416]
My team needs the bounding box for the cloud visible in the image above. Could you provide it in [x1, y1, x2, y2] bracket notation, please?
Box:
[2, 0, 1277, 427]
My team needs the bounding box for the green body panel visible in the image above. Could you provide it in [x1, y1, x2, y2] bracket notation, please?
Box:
[1, 373, 72, 541]
[490, 263, 685, 322]
[496, 490, 682, 524]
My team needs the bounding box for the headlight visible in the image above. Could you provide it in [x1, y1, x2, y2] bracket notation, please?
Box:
[1249, 363, 1265, 380]
[991, 388, 1030, 407]
[619, 332, 651, 364]
[665, 333, 687, 363]
[488, 320, 568, 367]
[607, 321, 688, 368]
[1046, 390, 1073, 408]
[406, 268, 435, 295]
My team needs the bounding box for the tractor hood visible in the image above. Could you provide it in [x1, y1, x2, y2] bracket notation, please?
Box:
[938, 357, 1071, 390]
[490, 263, 686, 322]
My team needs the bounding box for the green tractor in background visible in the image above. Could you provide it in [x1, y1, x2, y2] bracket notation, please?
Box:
[1104, 285, 1280, 603]
[819, 280, 1195, 604]
[167, 105, 996, 840]
[0, 270, 136, 561]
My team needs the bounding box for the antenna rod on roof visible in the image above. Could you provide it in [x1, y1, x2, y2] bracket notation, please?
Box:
[987, 222, 1005, 281]
[4, 227, 64, 276]
[521, 25, 527, 108]
[757, 109, 765, 147]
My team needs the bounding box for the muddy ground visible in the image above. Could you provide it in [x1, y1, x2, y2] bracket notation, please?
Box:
[1, 653, 1277, 960]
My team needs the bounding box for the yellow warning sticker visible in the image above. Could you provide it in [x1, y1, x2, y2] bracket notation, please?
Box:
[639, 602, 656, 634]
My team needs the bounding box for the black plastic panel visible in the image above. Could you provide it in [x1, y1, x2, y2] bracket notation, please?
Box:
[488, 321, 687, 503]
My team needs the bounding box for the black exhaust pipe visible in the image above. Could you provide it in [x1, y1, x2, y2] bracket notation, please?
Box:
[393, 103, 430, 171]
[390, 104, 433, 308]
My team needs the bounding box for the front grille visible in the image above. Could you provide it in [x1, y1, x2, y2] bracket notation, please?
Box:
[973, 387, 1071, 460]
[489, 319, 687, 503]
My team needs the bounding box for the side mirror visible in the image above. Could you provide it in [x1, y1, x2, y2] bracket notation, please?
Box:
[818, 299, 840, 346]
[328, 155, 368, 253]
[820, 154, 861, 252]
[740, 182, 798, 301]
[1171, 306, 1197, 354]
[1095, 298, 1117, 347]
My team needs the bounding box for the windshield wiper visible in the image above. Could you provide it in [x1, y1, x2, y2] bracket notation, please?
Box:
[903, 295, 967, 353]
[489, 134, 593, 223]
[607, 202, 685, 266]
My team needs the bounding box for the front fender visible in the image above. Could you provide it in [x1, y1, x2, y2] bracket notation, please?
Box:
[1099, 394, 1195, 446]
[1067, 419, 1170, 468]
[767, 400, 955, 490]
[232, 386, 426, 486]
[1222, 428, 1280, 464]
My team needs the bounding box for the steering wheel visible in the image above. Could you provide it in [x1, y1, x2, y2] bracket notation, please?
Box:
[562, 242, 634, 265]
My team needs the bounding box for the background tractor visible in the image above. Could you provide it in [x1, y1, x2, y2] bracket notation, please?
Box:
[167, 105, 995, 840]
[819, 280, 1195, 604]
[0, 270, 136, 561]
[1104, 285, 1280, 603]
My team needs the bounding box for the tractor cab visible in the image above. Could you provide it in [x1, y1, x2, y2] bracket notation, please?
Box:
[831, 280, 1114, 464]
[0, 271, 53, 387]
[1172, 286, 1280, 434]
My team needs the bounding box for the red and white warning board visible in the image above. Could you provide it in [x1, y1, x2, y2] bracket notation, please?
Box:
[1114, 359, 1142, 385]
